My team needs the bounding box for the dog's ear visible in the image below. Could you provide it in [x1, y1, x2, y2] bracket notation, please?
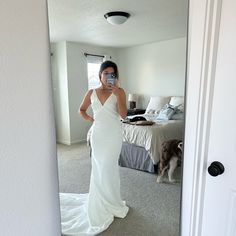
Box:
[177, 141, 183, 151]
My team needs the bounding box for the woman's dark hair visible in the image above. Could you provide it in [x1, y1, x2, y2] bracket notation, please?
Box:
[99, 60, 119, 79]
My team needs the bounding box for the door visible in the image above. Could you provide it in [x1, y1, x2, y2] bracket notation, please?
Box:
[200, 0, 236, 235]
[181, 0, 236, 235]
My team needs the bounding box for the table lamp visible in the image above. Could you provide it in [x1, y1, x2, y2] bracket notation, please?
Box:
[128, 94, 137, 109]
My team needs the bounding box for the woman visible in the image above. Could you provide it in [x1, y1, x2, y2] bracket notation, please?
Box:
[60, 61, 129, 235]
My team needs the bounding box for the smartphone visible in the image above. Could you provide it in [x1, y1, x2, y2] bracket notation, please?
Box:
[107, 73, 117, 85]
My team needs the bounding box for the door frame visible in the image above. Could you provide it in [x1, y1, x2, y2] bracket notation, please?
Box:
[181, 0, 223, 235]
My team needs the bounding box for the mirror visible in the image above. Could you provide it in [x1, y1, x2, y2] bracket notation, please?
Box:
[47, 0, 188, 235]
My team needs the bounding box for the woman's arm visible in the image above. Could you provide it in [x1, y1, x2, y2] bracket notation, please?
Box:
[111, 86, 127, 119]
[79, 90, 94, 122]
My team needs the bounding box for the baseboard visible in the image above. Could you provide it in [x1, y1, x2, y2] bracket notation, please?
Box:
[57, 139, 87, 145]
[56, 140, 71, 145]
[71, 139, 87, 145]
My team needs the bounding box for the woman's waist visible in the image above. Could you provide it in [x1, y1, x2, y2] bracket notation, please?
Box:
[92, 120, 122, 131]
[93, 121, 122, 128]
[93, 114, 121, 123]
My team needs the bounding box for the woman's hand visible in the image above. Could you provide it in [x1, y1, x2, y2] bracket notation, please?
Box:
[109, 84, 122, 97]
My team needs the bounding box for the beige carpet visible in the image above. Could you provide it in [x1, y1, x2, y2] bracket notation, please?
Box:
[57, 142, 182, 236]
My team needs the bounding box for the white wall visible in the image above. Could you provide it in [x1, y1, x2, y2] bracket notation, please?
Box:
[51, 38, 187, 143]
[51, 41, 119, 144]
[117, 37, 187, 108]
[0, 1, 60, 236]
[51, 42, 71, 144]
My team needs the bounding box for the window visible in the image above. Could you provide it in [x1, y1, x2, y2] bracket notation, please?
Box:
[86, 55, 104, 89]
[87, 62, 101, 89]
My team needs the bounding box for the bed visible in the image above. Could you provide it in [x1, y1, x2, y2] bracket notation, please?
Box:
[119, 95, 185, 173]
[119, 118, 184, 173]
[87, 95, 185, 173]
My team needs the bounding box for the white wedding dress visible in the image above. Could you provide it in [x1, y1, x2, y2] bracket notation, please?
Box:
[60, 89, 129, 236]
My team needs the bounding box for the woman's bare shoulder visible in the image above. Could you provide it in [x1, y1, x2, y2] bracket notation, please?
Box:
[86, 89, 94, 96]
[82, 89, 93, 101]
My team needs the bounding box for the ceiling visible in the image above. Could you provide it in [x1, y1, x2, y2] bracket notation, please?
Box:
[47, 0, 188, 48]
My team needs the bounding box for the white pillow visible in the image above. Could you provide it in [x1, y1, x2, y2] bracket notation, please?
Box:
[146, 109, 155, 114]
[169, 96, 184, 112]
[145, 96, 170, 114]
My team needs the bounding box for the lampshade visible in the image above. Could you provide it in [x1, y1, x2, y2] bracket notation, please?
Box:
[128, 94, 136, 102]
[104, 11, 130, 25]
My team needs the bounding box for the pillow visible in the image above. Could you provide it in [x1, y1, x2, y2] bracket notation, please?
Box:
[169, 96, 184, 112]
[156, 103, 178, 120]
[171, 112, 184, 120]
[146, 109, 155, 114]
[145, 96, 170, 114]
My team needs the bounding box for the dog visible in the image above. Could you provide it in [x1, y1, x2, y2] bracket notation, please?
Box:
[156, 139, 183, 183]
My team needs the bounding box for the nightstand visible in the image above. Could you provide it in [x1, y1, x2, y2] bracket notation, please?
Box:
[127, 108, 146, 116]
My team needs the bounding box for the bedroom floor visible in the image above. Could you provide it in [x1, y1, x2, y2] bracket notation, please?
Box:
[57, 142, 182, 236]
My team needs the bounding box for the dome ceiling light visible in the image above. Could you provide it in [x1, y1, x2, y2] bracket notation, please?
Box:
[104, 11, 130, 25]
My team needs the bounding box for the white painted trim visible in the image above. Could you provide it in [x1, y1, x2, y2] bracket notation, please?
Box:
[57, 140, 71, 145]
[57, 139, 87, 145]
[181, 0, 223, 235]
[71, 139, 87, 145]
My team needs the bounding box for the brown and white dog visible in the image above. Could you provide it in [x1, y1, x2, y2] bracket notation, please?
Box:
[156, 139, 183, 183]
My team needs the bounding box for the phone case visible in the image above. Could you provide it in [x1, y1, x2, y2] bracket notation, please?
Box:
[107, 74, 116, 85]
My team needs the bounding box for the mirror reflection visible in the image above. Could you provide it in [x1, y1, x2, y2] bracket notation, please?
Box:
[47, 0, 188, 235]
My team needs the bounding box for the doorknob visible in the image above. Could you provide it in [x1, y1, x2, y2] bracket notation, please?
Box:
[208, 161, 225, 177]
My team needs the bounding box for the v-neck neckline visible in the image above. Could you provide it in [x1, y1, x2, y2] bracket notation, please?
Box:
[95, 89, 113, 106]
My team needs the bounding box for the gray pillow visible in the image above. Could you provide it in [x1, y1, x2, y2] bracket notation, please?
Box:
[171, 112, 184, 120]
[156, 103, 178, 120]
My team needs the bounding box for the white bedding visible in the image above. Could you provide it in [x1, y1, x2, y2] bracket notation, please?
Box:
[122, 120, 184, 164]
